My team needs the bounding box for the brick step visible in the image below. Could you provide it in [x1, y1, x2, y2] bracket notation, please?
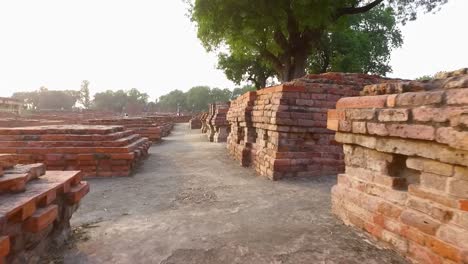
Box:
[0, 164, 46, 193]
[0, 130, 135, 142]
[22, 204, 58, 233]
[0, 125, 124, 135]
[0, 138, 150, 155]
[0, 134, 142, 148]
[0, 171, 82, 223]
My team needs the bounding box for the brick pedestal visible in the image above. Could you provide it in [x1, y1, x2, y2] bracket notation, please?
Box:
[87, 117, 162, 143]
[328, 71, 468, 263]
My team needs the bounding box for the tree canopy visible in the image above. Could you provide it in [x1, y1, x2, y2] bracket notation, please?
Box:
[188, 0, 447, 86]
[12, 87, 79, 110]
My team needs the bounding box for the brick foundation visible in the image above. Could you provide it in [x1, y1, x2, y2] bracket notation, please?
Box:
[189, 114, 204, 129]
[328, 71, 468, 263]
[0, 154, 88, 263]
[87, 117, 162, 143]
[0, 125, 151, 178]
[227, 73, 391, 180]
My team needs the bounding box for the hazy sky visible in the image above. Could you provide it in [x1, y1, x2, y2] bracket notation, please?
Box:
[0, 0, 466, 101]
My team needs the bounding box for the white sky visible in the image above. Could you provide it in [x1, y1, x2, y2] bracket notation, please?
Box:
[0, 0, 466, 101]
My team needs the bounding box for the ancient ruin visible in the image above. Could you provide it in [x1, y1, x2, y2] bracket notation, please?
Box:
[189, 114, 204, 129]
[328, 71, 468, 263]
[0, 154, 88, 263]
[227, 73, 393, 180]
[0, 125, 151, 177]
[205, 102, 230, 142]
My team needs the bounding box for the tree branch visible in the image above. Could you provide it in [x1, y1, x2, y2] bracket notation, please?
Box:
[336, 0, 384, 17]
[260, 49, 283, 74]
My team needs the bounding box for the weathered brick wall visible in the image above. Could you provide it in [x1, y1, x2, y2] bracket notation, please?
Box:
[227, 73, 391, 180]
[0, 154, 89, 263]
[328, 71, 468, 263]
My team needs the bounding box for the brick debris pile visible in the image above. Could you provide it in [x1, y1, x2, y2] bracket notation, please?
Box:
[0, 154, 89, 263]
[87, 117, 162, 143]
[206, 102, 230, 142]
[0, 125, 151, 177]
[227, 73, 393, 180]
[328, 69, 468, 263]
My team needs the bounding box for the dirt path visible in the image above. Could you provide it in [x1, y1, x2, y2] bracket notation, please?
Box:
[61, 124, 407, 264]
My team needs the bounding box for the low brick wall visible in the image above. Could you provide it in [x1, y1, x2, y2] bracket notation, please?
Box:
[328, 72, 468, 263]
[0, 154, 88, 263]
[0, 125, 151, 177]
[227, 73, 391, 180]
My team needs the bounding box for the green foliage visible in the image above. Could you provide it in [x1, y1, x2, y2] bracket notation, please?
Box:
[92, 88, 149, 113]
[12, 87, 79, 110]
[231, 85, 256, 100]
[189, 0, 447, 83]
[308, 6, 403, 75]
[155, 85, 251, 112]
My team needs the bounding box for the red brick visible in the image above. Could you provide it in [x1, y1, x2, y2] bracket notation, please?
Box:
[66, 182, 90, 204]
[0, 236, 9, 257]
[336, 95, 388, 109]
[386, 124, 435, 141]
[378, 109, 409, 122]
[23, 205, 58, 233]
[400, 209, 441, 236]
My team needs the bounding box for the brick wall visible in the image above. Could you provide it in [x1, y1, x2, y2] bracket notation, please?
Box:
[227, 73, 392, 180]
[328, 70, 468, 263]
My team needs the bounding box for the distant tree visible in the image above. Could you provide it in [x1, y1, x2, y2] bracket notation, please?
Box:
[231, 85, 256, 100]
[186, 86, 212, 112]
[13, 87, 78, 110]
[209, 88, 232, 103]
[79, 80, 91, 109]
[157, 90, 187, 112]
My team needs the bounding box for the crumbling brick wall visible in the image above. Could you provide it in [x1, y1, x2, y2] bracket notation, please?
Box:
[327, 70, 468, 263]
[227, 73, 392, 180]
[0, 154, 88, 263]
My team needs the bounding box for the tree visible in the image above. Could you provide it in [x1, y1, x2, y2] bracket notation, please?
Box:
[231, 85, 256, 100]
[189, 0, 447, 82]
[308, 6, 403, 75]
[79, 80, 91, 109]
[209, 88, 232, 103]
[92, 89, 149, 113]
[185, 86, 212, 112]
[13, 88, 78, 110]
